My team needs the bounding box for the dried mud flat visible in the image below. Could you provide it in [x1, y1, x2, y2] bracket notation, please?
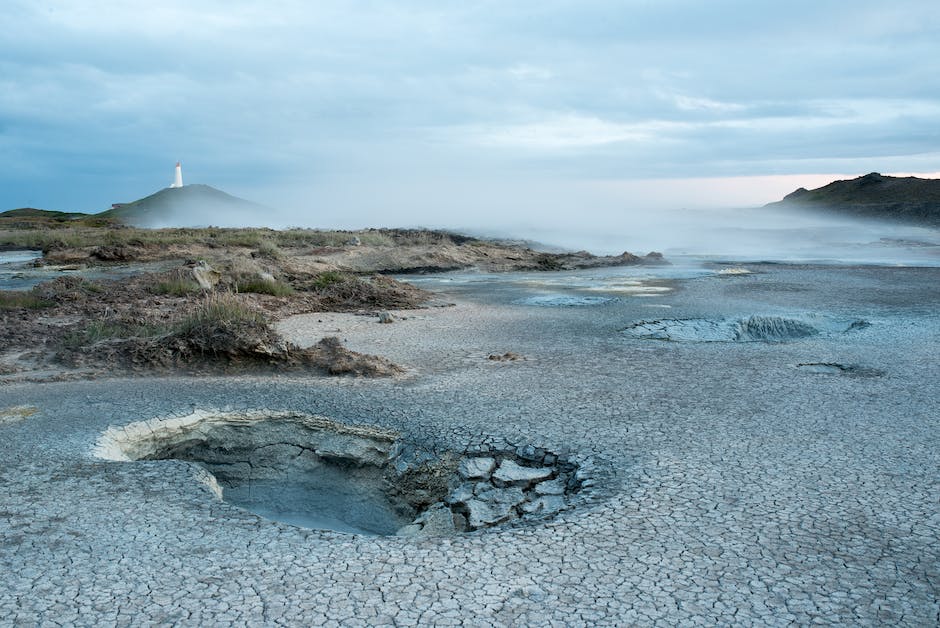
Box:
[2, 263, 940, 625]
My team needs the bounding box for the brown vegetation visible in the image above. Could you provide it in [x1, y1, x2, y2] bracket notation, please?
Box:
[0, 221, 663, 380]
[0, 264, 420, 378]
[0, 219, 664, 274]
[52, 293, 403, 376]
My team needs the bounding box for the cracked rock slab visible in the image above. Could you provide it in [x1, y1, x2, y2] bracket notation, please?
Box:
[521, 495, 567, 516]
[491, 459, 553, 487]
[457, 456, 496, 480]
[464, 486, 525, 528]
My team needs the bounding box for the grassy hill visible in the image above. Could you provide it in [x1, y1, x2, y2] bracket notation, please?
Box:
[0, 208, 87, 220]
[2, 185, 268, 229]
[767, 173, 940, 226]
[98, 184, 267, 226]
[0, 207, 113, 231]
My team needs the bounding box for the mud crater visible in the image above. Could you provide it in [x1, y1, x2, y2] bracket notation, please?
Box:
[622, 314, 869, 343]
[95, 411, 590, 536]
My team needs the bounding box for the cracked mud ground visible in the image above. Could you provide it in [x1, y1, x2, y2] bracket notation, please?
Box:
[2, 263, 939, 626]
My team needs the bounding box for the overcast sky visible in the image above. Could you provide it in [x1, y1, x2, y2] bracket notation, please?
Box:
[3, 0, 939, 235]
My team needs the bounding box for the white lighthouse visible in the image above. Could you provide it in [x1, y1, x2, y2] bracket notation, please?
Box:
[169, 161, 183, 188]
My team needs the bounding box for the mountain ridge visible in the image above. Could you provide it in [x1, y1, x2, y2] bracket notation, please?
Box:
[767, 172, 940, 226]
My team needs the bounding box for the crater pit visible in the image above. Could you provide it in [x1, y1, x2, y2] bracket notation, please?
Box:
[95, 411, 590, 537]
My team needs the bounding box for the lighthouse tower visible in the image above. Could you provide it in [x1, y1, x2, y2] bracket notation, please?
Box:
[169, 161, 183, 188]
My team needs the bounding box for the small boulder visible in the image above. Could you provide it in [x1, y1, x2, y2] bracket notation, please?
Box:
[396, 524, 422, 537]
[491, 459, 553, 487]
[534, 478, 566, 495]
[445, 483, 475, 506]
[413, 503, 459, 537]
[520, 495, 566, 516]
[465, 489, 523, 528]
[488, 352, 524, 362]
[191, 262, 220, 290]
[474, 486, 525, 509]
[473, 481, 492, 495]
[377, 311, 395, 324]
[90, 245, 135, 262]
[458, 456, 496, 480]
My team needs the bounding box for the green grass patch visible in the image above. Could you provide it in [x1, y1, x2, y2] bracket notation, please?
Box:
[235, 278, 295, 297]
[0, 225, 408, 252]
[254, 239, 283, 259]
[176, 294, 267, 335]
[311, 271, 351, 288]
[151, 277, 203, 296]
[61, 320, 169, 349]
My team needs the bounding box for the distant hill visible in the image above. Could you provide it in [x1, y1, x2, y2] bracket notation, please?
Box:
[0, 207, 87, 221]
[99, 184, 268, 227]
[767, 173, 940, 226]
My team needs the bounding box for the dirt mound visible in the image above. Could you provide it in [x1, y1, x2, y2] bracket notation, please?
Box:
[307, 337, 404, 376]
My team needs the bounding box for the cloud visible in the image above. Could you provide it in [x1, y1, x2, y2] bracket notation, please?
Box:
[453, 114, 686, 150]
[1, 0, 939, 224]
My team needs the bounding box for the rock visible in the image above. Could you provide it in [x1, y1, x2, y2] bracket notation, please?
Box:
[521, 495, 566, 516]
[191, 262, 220, 290]
[464, 500, 499, 528]
[258, 271, 276, 283]
[458, 457, 496, 480]
[534, 479, 566, 495]
[451, 512, 469, 532]
[90, 245, 135, 262]
[515, 444, 541, 461]
[488, 352, 524, 362]
[473, 481, 493, 495]
[618, 251, 640, 262]
[575, 464, 594, 482]
[346, 236, 362, 246]
[491, 460, 553, 487]
[391, 444, 436, 475]
[445, 483, 474, 505]
[464, 486, 526, 528]
[476, 486, 525, 506]
[396, 524, 422, 537]
[377, 311, 395, 324]
[414, 503, 458, 537]
[465, 498, 516, 529]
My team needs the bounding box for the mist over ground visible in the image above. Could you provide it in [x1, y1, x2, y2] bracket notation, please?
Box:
[149, 174, 940, 266]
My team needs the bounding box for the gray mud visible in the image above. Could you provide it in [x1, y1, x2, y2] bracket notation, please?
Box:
[93, 411, 587, 537]
[2, 262, 939, 625]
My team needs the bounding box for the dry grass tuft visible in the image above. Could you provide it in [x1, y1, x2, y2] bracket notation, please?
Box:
[0, 291, 51, 310]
